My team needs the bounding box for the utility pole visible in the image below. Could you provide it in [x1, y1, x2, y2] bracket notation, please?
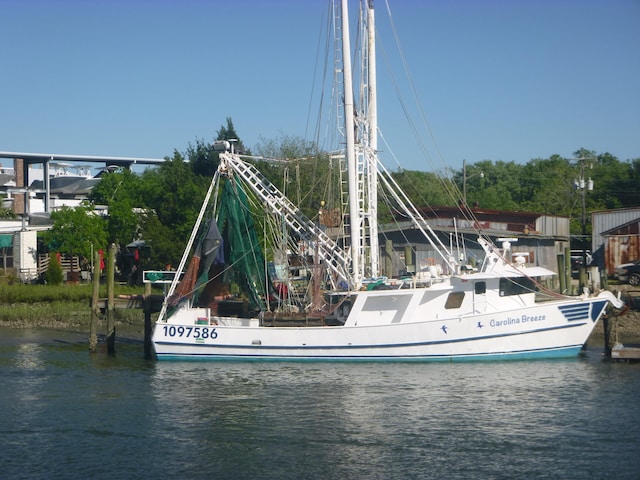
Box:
[575, 157, 594, 268]
[573, 156, 595, 291]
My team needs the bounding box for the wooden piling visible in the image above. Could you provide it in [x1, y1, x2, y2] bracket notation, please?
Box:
[578, 267, 587, 293]
[385, 239, 393, 278]
[143, 282, 153, 360]
[89, 249, 101, 353]
[564, 247, 574, 294]
[602, 312, 612, 358]
[557, 253, 566, 294]
[106, 243, 116, 354]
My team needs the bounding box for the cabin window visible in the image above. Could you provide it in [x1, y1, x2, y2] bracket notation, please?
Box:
[499, 277, 536, 297]
[474, 282, 486, 295]
[444, 291, 465, 309]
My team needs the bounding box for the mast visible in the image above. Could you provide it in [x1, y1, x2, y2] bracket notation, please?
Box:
[341, 0, 361, 289]
[366, 0, 379, 277]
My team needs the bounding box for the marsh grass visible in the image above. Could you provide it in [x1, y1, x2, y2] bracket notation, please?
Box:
[0, 283, 153, 328]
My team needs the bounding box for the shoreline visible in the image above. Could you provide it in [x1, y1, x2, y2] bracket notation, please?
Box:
[2, 310, 639, 348]
[0, 319, 147, 342]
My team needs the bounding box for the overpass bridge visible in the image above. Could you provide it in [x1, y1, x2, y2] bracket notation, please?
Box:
[0, 150, 166, 214]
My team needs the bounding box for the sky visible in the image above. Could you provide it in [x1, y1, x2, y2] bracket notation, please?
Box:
[1, 0, 639, 174]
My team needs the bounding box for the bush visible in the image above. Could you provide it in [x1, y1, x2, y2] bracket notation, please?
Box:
[0, 268, 19, 285]
[45, 254, 64, 285]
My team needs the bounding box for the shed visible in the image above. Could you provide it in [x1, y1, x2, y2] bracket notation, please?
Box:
[383, 206, 570, 276]
[601, 217, 640, 274]
[592, 207, 640, 266]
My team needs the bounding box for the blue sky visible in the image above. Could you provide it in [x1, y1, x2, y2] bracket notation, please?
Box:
[2, 0, 639, 174]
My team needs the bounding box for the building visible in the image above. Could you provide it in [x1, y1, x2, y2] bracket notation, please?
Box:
[380, 206, 570, 279]
[0, 152, 164, 282]
[592, 207, 640, 273]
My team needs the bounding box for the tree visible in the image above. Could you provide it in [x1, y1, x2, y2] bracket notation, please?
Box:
[519, 155, 574, 215]
[137, 153, 210, 268]
[390, 169, 453, 212]
[253, 134, 330, 220]
[187, 139, 221, 178]
[41, 204, 108, 262]
[45, 253, 64, 285]
[187, 118, 248, 178]
[589, 151, 634, 210]
[625, 158, 640, 207]
[139, 213, 181, 269]
[89, 167, 145, 246]
[216, 117, 246, 153]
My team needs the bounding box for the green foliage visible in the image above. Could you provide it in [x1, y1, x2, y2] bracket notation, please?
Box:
[136, 154, 210, 268]
[254, 134, 332, 221]
[0, 283, 147, 329]
[518, 155, 573, 214]
[0, 283, 143, 303]
[89, 168, 145, 246]
[139, 213, 184, 269]
[41, 204, 108, 259]
[390, 170, 452, 210]
[217, 117, 247, 153]
[0, 268, 18, 285]
[45, 253, 64, 285]
[0, 207, 16, 219]
[187, 139, 221, 177]
[40, 112, 638, 272]
[456, 150, 640, 241]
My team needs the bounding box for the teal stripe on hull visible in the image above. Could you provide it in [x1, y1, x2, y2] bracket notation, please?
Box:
[155, 345, 584, 362]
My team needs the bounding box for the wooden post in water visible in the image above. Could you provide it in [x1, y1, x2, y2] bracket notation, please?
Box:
[564, 247, 573, 294]
[601, 268, 609, 289]
[106, 242, 116, 354]
[385, 239, 393, 278]
[557, 253, 566, 294]
[602, 312, 612, 358]
[89, 249, 101, 353]
[143, 282, 153, 360]
[578, 267, 588, 294]
[404, 246, 413, 274]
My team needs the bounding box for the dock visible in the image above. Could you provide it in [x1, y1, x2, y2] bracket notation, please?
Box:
[99, 294, 164, 313]
[611, 343, 640, 362]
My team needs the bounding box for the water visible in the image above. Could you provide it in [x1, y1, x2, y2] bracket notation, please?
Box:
[1, 328, 639, 480]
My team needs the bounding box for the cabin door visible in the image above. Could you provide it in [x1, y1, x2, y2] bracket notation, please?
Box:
[473, 281, 487, 313]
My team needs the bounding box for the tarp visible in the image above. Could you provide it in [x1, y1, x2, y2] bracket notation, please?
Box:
[0, 234, 13, 248]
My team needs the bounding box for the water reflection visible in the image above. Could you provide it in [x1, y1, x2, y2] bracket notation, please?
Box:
[1, 329, 639, 480]
[147, 358, 614, 479]
[15, 342, 46, 371]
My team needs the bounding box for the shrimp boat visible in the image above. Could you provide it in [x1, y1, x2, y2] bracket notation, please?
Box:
[152, 0, 622, 361]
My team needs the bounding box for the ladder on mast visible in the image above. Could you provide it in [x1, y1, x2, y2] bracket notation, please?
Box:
[219, 152, 352, 286]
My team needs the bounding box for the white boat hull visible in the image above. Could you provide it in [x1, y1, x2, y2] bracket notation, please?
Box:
[152, 294, 610, 362]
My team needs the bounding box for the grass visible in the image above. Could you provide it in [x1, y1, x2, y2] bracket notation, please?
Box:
[0, 283, 146, 303]
[0, 283, 160, 329]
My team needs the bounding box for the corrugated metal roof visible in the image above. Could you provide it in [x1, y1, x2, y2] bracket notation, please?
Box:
[601, 217, 640, 236]
[592, 207, 640, 252]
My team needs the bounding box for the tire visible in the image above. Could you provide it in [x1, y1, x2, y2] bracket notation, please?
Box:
[629, 273, 640, 286]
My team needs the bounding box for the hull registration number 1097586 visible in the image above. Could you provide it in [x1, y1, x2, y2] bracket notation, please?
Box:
[162, 325, 218, 339]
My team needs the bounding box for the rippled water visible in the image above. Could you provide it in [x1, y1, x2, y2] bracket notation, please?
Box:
[1, 328, 639, 480]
